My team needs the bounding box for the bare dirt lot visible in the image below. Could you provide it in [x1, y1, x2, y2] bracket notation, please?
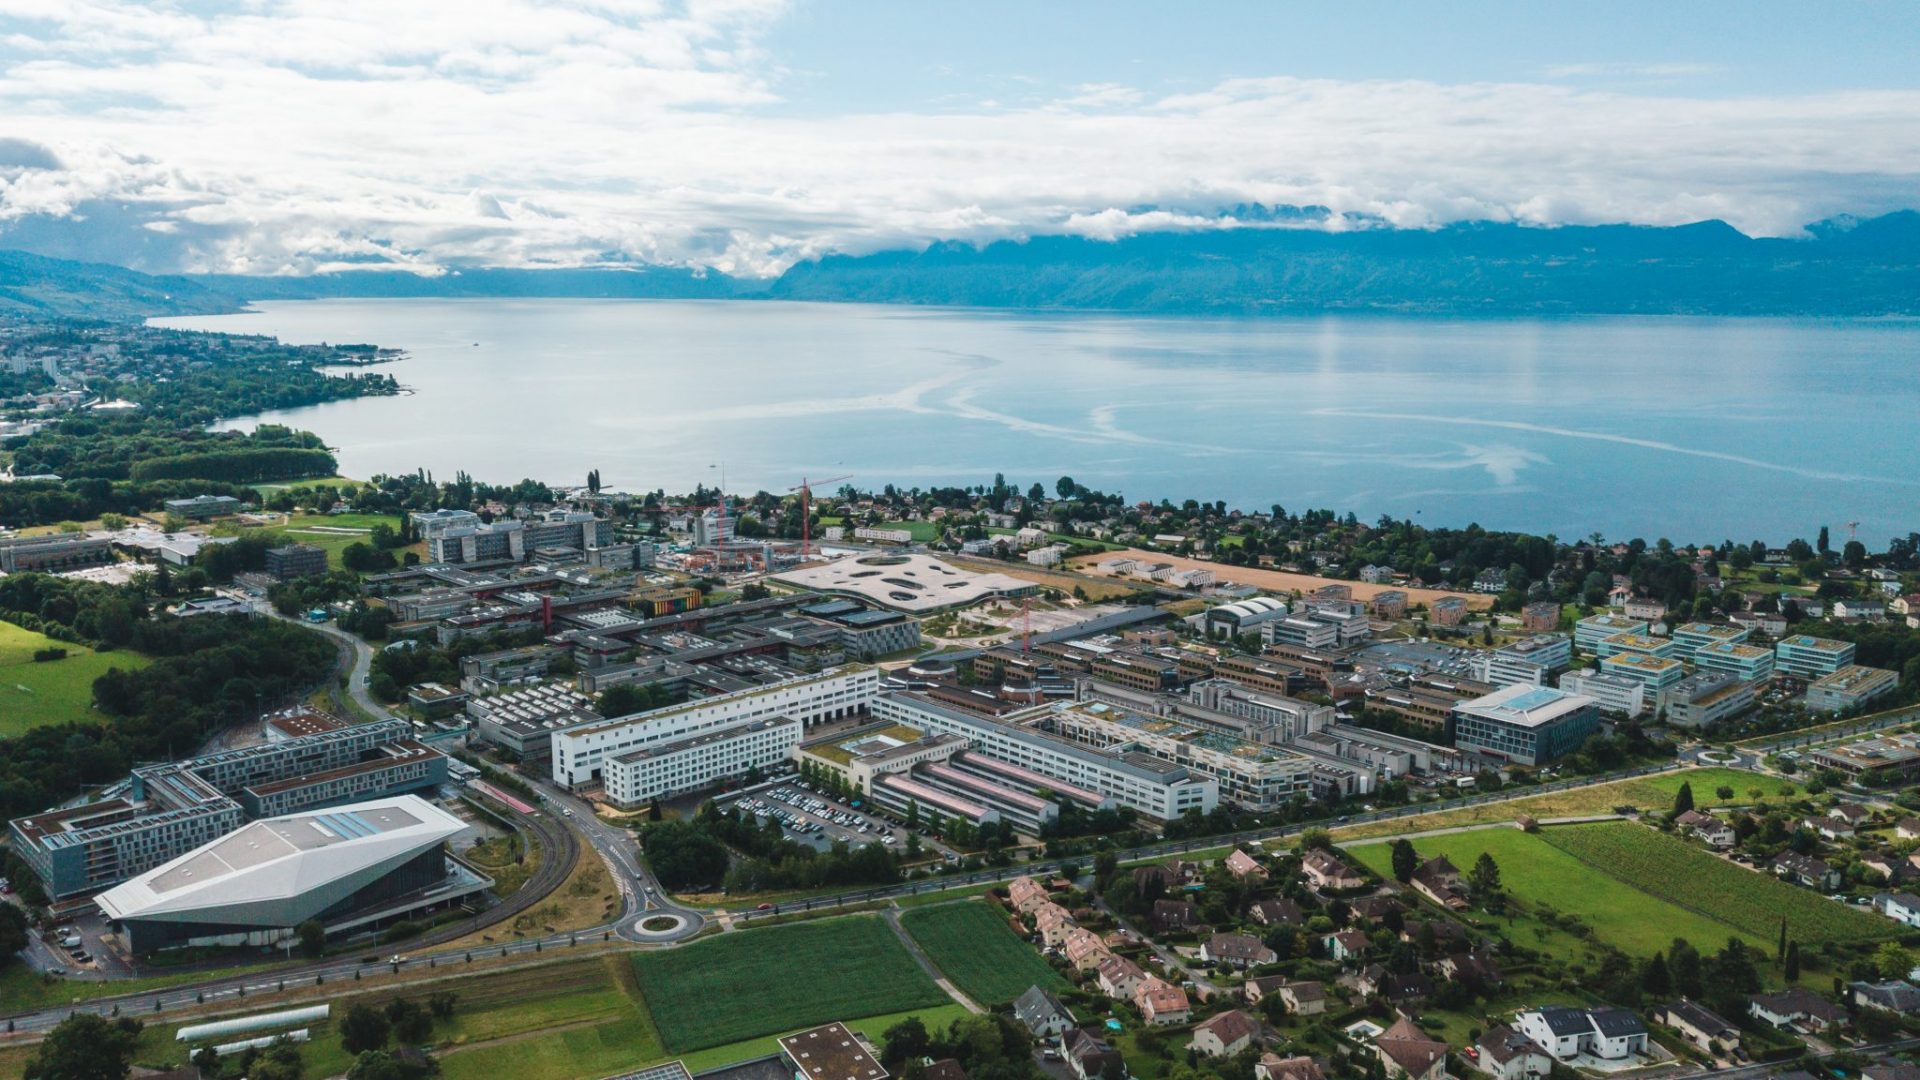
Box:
[1067, 548, 1492, 610]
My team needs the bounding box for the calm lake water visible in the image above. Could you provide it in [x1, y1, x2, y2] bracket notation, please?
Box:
[157, 299, 1920, 543]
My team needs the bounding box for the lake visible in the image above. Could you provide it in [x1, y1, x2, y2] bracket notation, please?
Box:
[156, 299, 1920, 543]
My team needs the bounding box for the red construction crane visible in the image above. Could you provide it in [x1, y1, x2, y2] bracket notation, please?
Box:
[788, 474, 852, 558]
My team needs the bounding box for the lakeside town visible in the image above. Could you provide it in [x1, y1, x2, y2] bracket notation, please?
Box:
[9, 317, 1920, 1080]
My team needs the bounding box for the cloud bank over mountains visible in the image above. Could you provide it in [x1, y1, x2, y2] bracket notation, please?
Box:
[1, 0, 1917, 276]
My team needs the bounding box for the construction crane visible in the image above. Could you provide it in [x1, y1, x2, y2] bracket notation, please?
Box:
[1847, 521, 1861, 542]
[788, 474, 852, 559]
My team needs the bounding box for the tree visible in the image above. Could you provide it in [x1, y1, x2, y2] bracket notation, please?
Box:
[1672, 781, 1694, 817]
[1056, 476, 1077, 500]
[1874, 941, 1916, 980]
[1818, 525, 1830, 555]
[346, 1050, 436, 1080]
[340, 1003, 391, 1055]
[251, 1042, 306, 1080]
[1641, 951, 1672, 997]
[384, 998, 432, 1044]
[297, 919, 326, 958]
[1784, 941, 1801, 980]
[1669, 939, 1703, 998]
[0, 902, 27, 962]
[1715, 785, 1734, 801]
[1390, 840, 1418, 883]
[880, 1016, 931, 1068]
[1298, 828, 1333, 852]
[1470, 852, 1502, 896]
[23, 1014, 143, 1080]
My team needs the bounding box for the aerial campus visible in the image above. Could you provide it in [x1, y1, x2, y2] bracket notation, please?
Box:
[8, 321, 1920, 1080]
[7, 5, 1920, 1080]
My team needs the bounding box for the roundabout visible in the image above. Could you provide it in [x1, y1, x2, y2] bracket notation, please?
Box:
[631, 913, 690, 939]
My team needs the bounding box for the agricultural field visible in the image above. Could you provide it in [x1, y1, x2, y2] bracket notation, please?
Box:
[1541, 821, 1894, 945]
[900, 900, 1068, 1006]
[1348, 827, 1772, 961]
[630, 914, 949, 1052]
[0, 620, 150, 737]
[1334, 766, 1794, 842]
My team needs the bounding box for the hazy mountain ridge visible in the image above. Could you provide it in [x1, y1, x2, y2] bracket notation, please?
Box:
[765, 212, 1920, 315]
[4, 211, 1919, 321]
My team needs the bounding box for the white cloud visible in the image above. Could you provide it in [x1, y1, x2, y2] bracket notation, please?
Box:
[0, 4, 1916, 275]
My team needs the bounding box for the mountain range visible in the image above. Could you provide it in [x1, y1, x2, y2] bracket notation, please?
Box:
[3, 211, 1918, 321]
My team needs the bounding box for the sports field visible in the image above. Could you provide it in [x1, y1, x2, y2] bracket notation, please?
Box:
[1541, 821, 1894, 944]
[1348, 827, 1768, 960]
[901, 900, 1068, 1006]
[630, 914, 950, 1052]
[0, 620, 149, 737]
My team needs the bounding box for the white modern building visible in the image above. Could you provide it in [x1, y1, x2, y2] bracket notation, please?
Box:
[550, 666, 878, 788]
[94, 796, 481, 954]
[603, 716, 804, 809]
[872, 692, 1219, 820]
[1557, 670, 1647, 719]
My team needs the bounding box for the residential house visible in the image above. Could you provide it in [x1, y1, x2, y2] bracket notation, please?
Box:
[1804, 815, 1854, 841]
[1402, 918, 1471, 952]
[1009, 875, 1049, 915]
[1095, 956, 1147, 1001]
[1303, 850, 1367, 890]
[1410, 855, 1470, 911]
[1830, 803, 1873, 828]
[1478, 1025, 1550, 1080]
[1203, 932, 1278, 969]
[1675, 809, 1736, 848]
[1256, 1056, 1326, 1080]
[1851, 981, 1920, 1016]
[1014, 986, 1076, 1038]
[1280, 981, 1327, 1016]
[1063, 1029, 1126, 1080]
[1151, 899, 1202, 935]
[1862, 856, 1920, 888]
[1243, 975, 1288, 1007]
[1771, 852, 1842, 891]
[925, 1061, 966, 1080]
[1876, 892, 1920, 927]
[1347, 894, 1405, 925]
[1516, 1006, 1648, 1062]
[1062, 928, 1112, 971]
[1249, 898, 1304, 927]
[1374, 1017, 1449, 1080]
[1897, 817, 1920, 841]
[1865, 1067, 1920, 1080]
[1437, 952, 1504, 991]
[1354, 964, 1389, 998]
[1134, 978, 1192, 1025]
[1325, 929, 1371, 964]
[1653, 1000, 1740, 1056]
[1225, 849, 1269, 881]
[1381, 972, 1433, 1006]
[1035, 903, 1078, 947]
[1749, 989, 1847, 1034]
[1188, 1010, 1260, 1058]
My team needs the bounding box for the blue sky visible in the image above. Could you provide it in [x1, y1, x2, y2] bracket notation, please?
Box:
[0, 1, 1915, 275]
[764, 2, 1920, 109]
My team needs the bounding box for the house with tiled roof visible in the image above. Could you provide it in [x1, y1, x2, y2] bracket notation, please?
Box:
[1374, 1017, 1449, 1080]
[1243, 975, 1288, 1006]
[1134, 977, 1192, 1025]
[1063, 927, 1112, 971]
[1477, 1025, 1549, 1080]
[1062, 1029, 1125, 1080]
[1280, 981, 1327, 1016]
[1255, 1055, 1325, 1080]
[1202, 932, 1278, 969]
[1409, 855, 1469, 911]
[1324, 929, 1371, 964]
[1008, 875, 1049, 915]
[1675, 809, 1736, 848]
[1249, 898, 1304, 926]
[1653, 1000, 1740, 1055]
[1303, 850, 1366, 890]
[1095, 955, 1147, 1001]
[1034, 902, 1077, 947]
[1151, 898, 1202, 934]
[1749, 989, 1846, 1035]
[1188, 1010, 1260, 1058]
[1225, 849, 1268, 880]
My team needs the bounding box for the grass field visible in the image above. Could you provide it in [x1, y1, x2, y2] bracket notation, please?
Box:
[221, 511, 411, 571]
[1333, 767, 1793, 842]
[1348, 827, 1774, 961]
[630, 915, 950, 1053]
[900, 900, 1067, 1006]
[0, 620, 149, 737]
[1542, 821, 1894, 945]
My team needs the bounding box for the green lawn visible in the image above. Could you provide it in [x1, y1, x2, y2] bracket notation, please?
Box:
[0, 620, 150, 737]
[900, 900, 1067, 1006]
[1541, 821, 1895, 945]
[674, 1003, 972, 1075]
[1348, 827, 1775, 961]
[222, 512, 409, 571]
[630, 915, 951, 1053]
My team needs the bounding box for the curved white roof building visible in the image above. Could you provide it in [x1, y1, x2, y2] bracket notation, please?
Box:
[1203, 595, 1290, 636]
[96, 795, 470, 953]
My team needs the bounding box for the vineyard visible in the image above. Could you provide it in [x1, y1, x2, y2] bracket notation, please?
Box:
[1541, 821, 1895, 945]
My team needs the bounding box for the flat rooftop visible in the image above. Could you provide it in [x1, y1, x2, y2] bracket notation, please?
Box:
[772, 553, 1035, 613]
[246, 740, 443, 797]
[265, 712, 346, 740]
[1779, 635, 1855, 654]
[779, 1023, 888, 1080]
[1457, 683, 1594, 727]
[1603, 652, 1683, 672]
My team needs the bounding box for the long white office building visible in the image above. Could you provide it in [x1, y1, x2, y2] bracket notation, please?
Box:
[871, 692, 1218, 820]
[550, 665, 878, 788]
[603, 715, 804, 809]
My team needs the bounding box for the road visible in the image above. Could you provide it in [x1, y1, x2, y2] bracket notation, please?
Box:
[0, 747, 1708, 1037]
[256, 605, 388, 721]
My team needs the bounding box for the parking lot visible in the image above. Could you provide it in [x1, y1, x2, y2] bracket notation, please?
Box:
[724, 782, 911, 853]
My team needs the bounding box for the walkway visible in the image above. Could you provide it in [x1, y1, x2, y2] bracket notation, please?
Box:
[883, 905, 983, 1014]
